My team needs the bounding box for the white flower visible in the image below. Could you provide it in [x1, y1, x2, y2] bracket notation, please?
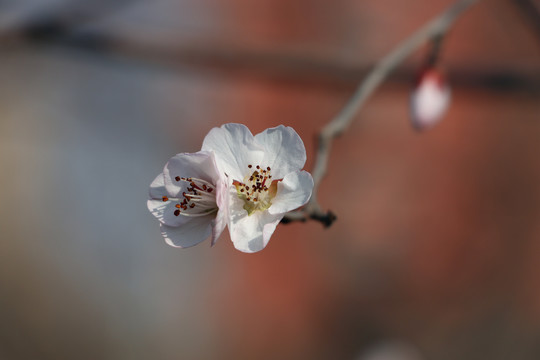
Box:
[202, 123, 314, 253]
[410, 67, 451, 130]
[147, 151, 227, 248]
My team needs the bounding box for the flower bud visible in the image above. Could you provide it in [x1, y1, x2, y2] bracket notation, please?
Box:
[410, 67, 451, 131]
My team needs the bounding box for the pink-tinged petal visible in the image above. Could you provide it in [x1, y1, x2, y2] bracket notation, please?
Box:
[254, 125, 307, 178]
[163, 151, 220, 197]
[228, 194, 283, 252]
[160, 214, 214, 248]
[410, 69, 451, 131]
[202, 123, 264, 181]
[268, 170, 313, 215]
[147, 174, 192, 226]
[211, 209, 227, 247]
[210, 177, 229, 246]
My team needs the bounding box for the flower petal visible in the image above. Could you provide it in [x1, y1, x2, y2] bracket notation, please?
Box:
[147, 173, 192, 226]
[210, 177, 229, 246]
[268, 170, 313, 215]
[228, 193, 283, 253]
[254, 125, 307, 178]
[202, 123, 264, 181]
[160, 214, 214, 248]
[163, 151, 220, 197]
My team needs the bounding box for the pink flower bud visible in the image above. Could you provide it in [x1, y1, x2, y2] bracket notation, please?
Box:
[410, 67, 451, 131]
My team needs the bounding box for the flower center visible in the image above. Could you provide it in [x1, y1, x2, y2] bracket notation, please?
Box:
[162, 177, 217, 217]
[233, 164, 279, 215]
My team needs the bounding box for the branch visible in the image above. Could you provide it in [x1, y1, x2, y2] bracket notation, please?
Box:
[512, 0, 540, 47]
[283, 0, 479, 226]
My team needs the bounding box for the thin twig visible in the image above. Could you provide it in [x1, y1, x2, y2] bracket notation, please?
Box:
[283, 0, 479, 226]
[512, 0, 540, 47]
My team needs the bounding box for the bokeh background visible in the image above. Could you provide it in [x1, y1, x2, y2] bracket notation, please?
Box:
[1, 0, 540, 359]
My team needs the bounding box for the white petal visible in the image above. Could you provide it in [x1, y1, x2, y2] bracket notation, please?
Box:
[149, 172, 166, 199]
[268, 170, 313, 215]
[254, 125, 307, 178]
[163, 151, 220, 197]
[147, 174, 191, 226]
[228, 193, 283, 252]
[160, 214, 214, 248]
[202, 123, 264, 181]
[210, 177, 229, 246]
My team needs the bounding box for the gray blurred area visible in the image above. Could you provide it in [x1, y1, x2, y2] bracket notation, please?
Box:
[1, 0, 540, 359]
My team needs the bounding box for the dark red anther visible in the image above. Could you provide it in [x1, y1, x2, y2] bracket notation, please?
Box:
[267, 166, 271, 171]
[190, 203, 195, 208]
[175, 176, 180, 181]
[175, 204, 181, 208]
[207, 188, 213, 193]
[162, 196, 169, 202]
[174, 209, 180, 216]
[256, 165, 260, 169]
[248, 164, 252, 168]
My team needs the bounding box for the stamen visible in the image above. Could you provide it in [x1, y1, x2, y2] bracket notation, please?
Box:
[232, 164, 281, 215]
[174, 209, 180, 216]
[162, 196, 169, 202]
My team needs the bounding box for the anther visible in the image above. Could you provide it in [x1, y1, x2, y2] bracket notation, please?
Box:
[256, 165, 260, 169]
[267, 166, 271, 171]
[162, 196, 169, 202]
[190, 203, 195, 208]
[174, 209, 180, 216]
[175, 204, 181, 208]
[248, 164, 252, 168]
[175, 176, 180, 181]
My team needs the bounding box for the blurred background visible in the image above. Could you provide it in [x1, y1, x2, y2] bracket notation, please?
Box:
[1, 0, 540, 359]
